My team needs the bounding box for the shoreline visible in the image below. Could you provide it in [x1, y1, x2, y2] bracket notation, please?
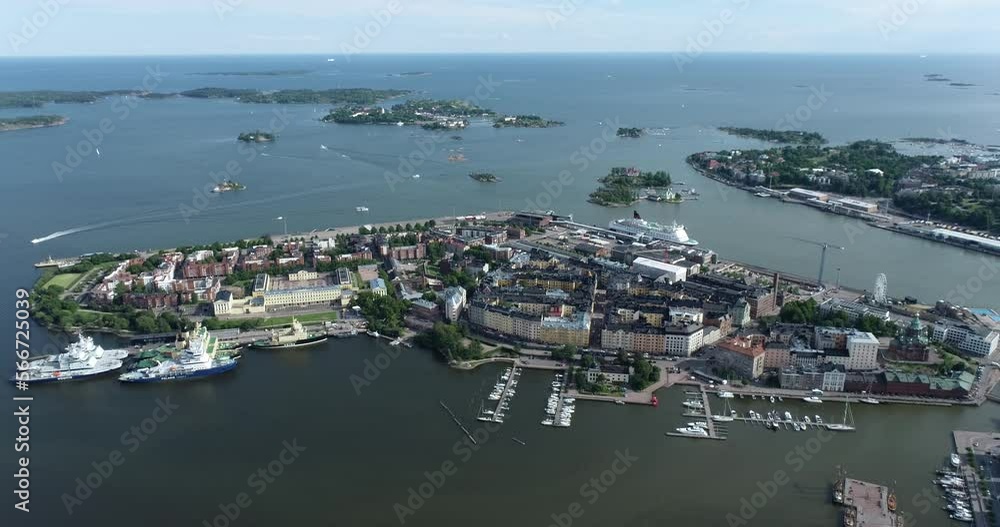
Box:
[686, 160, 1000, 258]
[0, 117, 69, 133]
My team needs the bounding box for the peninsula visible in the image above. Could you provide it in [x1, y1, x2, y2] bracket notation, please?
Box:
[493, 115, 564, 128]
[0, 115, 68, 132]
[719, 127, 827, 145]
[237, 130, 276, 143]
[589, 167, 672, 206]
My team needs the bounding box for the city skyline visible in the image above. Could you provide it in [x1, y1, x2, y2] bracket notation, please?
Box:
[3, 0, 999, 57]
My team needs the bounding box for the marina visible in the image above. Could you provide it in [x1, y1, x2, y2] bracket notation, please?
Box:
[541, 373, 575, 428]
[478, 366, 521, 424]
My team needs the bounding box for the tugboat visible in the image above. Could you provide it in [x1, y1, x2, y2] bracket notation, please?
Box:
[251, 319, 328, 350]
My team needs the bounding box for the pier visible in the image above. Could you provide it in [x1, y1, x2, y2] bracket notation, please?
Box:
[439, 401, 478, 445]
[668, 385, 727, 440]
[479, 366, 520, 423]
[839, 478, 901, 527]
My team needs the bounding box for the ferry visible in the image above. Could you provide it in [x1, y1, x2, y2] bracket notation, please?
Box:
[119, 324, 239, 383]
[608, 211, 698, 245]
[12, 333, 128, 384]
[251, 319, 328, 350]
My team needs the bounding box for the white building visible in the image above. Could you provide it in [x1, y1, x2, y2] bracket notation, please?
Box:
[932, 324, 999, 357]
[586, 366, 631, 385]
[443, 287, 467, 323]
[630, 257, 687, 284]
[663, 324, 705, 357]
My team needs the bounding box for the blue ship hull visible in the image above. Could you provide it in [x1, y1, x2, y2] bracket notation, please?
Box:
[119, 360, 239, 383]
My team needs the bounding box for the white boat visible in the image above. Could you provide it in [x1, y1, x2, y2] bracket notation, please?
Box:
[826, 400, 856, 432]
[320, 144, 328, 150]
[718, 391, 734, 399]
[675, 426, 709, 437]
[755, 192, 770, 198]
[412, 174, 420, 179]
[769, 396, 775, 403]
[608, 214, 698, 245]
[859, 397, 880, 405]
[951, 453, 961, 467]
[327, 58, 336, 62]
[784, 411, 793, 421]
[682, 401, 704, 409]
[13, 334, 128, 384]
[119, 324, 238, 383]
[688, 421, 709, 428]
[541, 419, 554, 426]
[713, 415, 734, 422]
[802, 396, 823, 404]
[355, 206, 369, 212]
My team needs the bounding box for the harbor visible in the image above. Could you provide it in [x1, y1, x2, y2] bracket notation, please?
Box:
[541, 373, 576, 428]
[477, 366, 520, 424]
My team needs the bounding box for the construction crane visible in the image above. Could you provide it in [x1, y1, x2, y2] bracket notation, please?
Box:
[791, 237, 845, 288]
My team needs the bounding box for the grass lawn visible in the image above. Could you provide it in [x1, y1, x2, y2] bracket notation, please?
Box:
[261, 311, 339, 327]
[44, 273, 83, 290]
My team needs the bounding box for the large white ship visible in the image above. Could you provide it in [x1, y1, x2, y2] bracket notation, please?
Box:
[609, 211, 698, 245]
[119, 323, 238, 383]
[13, 334, 128, 384]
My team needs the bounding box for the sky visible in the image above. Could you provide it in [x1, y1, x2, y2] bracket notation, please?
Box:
[2, 0, 998, 57]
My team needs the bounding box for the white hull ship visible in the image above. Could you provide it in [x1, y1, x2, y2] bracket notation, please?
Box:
[119, 323, 238, 383]
[609, 212, 698, 245]
[13, 334, 128, 384]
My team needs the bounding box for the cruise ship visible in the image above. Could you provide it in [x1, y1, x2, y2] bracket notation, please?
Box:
[119, 324, 238, 383]
[251, 319, 327, 350]
[609, 211, 698, 245]
[13, 334, 128, 384]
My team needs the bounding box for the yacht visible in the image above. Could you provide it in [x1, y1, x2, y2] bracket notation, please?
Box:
[802, 396, 823, 404]
[859, 397, 880, 405]
[951, 453, 962, 467]
[718, 391, 734, 399]
[675, 426, 709, 437]
[13, 334, 128, 384]
[608, 212, 698, 245]
[355, 206, 369, 212]
[682, 401, 704, 409]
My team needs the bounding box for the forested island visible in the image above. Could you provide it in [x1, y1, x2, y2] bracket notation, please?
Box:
[0, 88, 410, 108]
[237, 130, 275, 143]
[493, 115, 564, 128]
[0, 115, 68, 132]
[617, 127, 644, 138]
[191, 70, 312, 76]
[719, 127, 827, 145]
[323, 99, 495, 128]
[688, 140, 1000, 233]
[469, 172, 498, 183]
[589, 167, 672, 206]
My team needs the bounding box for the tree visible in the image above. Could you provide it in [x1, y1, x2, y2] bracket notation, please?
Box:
[551, 345, 577, 362]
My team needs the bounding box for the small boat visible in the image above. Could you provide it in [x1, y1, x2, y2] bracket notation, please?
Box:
[951, 453, 961, 467]
[802, 396, 823, 404]
[356, 206, 369, 212]
[769, 396, 775, 403]
[718, 391, 734, 399]
[412, 174, 421, 179]
[615, 400, 626, 406]
[755, 192, 770, 198]
[859, 397, 880, 405]
[320, 144, 328, 150]
[675, 426, 709, 437]
[512, 437, 526, 446]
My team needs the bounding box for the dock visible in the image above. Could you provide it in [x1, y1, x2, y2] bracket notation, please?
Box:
[669, 385, 727, 440]
[839, 478, 901, 527]
[439, 401, 478, 445]
[479, 366, 520, 423]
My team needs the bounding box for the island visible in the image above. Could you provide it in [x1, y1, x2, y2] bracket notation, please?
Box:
[900, 137, 972, 146]
[617, 127, 644, 138]
[212, 180, 246, 193]
[0, 88, 411, 108]
[191, 70, 313, 76]
[719, 127, 827, 145]
[0, 90, 144, 108]
[589, 167, 672, 206]
[323, 99, 495, 129]
[924, 74, 952, 82]
[387, 72, 432, 77]
[493, 115, 564, 128]
[237, 130, 276, 143]
[0, 115, 67, 132]
[468, 172, 498, 183]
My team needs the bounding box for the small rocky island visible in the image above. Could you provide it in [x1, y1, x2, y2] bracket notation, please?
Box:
[589, 167, 672, 206]
[238, 130, 275, 143]
[212, 180, 246, 193]
[493, 115, 564, 128]
[719, 127, 827, 145]
[469, 172, 499, 183]
[0, 115, 68, 132]
[617, 127, 644, 138]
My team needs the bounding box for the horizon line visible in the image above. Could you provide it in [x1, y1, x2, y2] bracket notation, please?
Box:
[2, 50, 998, 59]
